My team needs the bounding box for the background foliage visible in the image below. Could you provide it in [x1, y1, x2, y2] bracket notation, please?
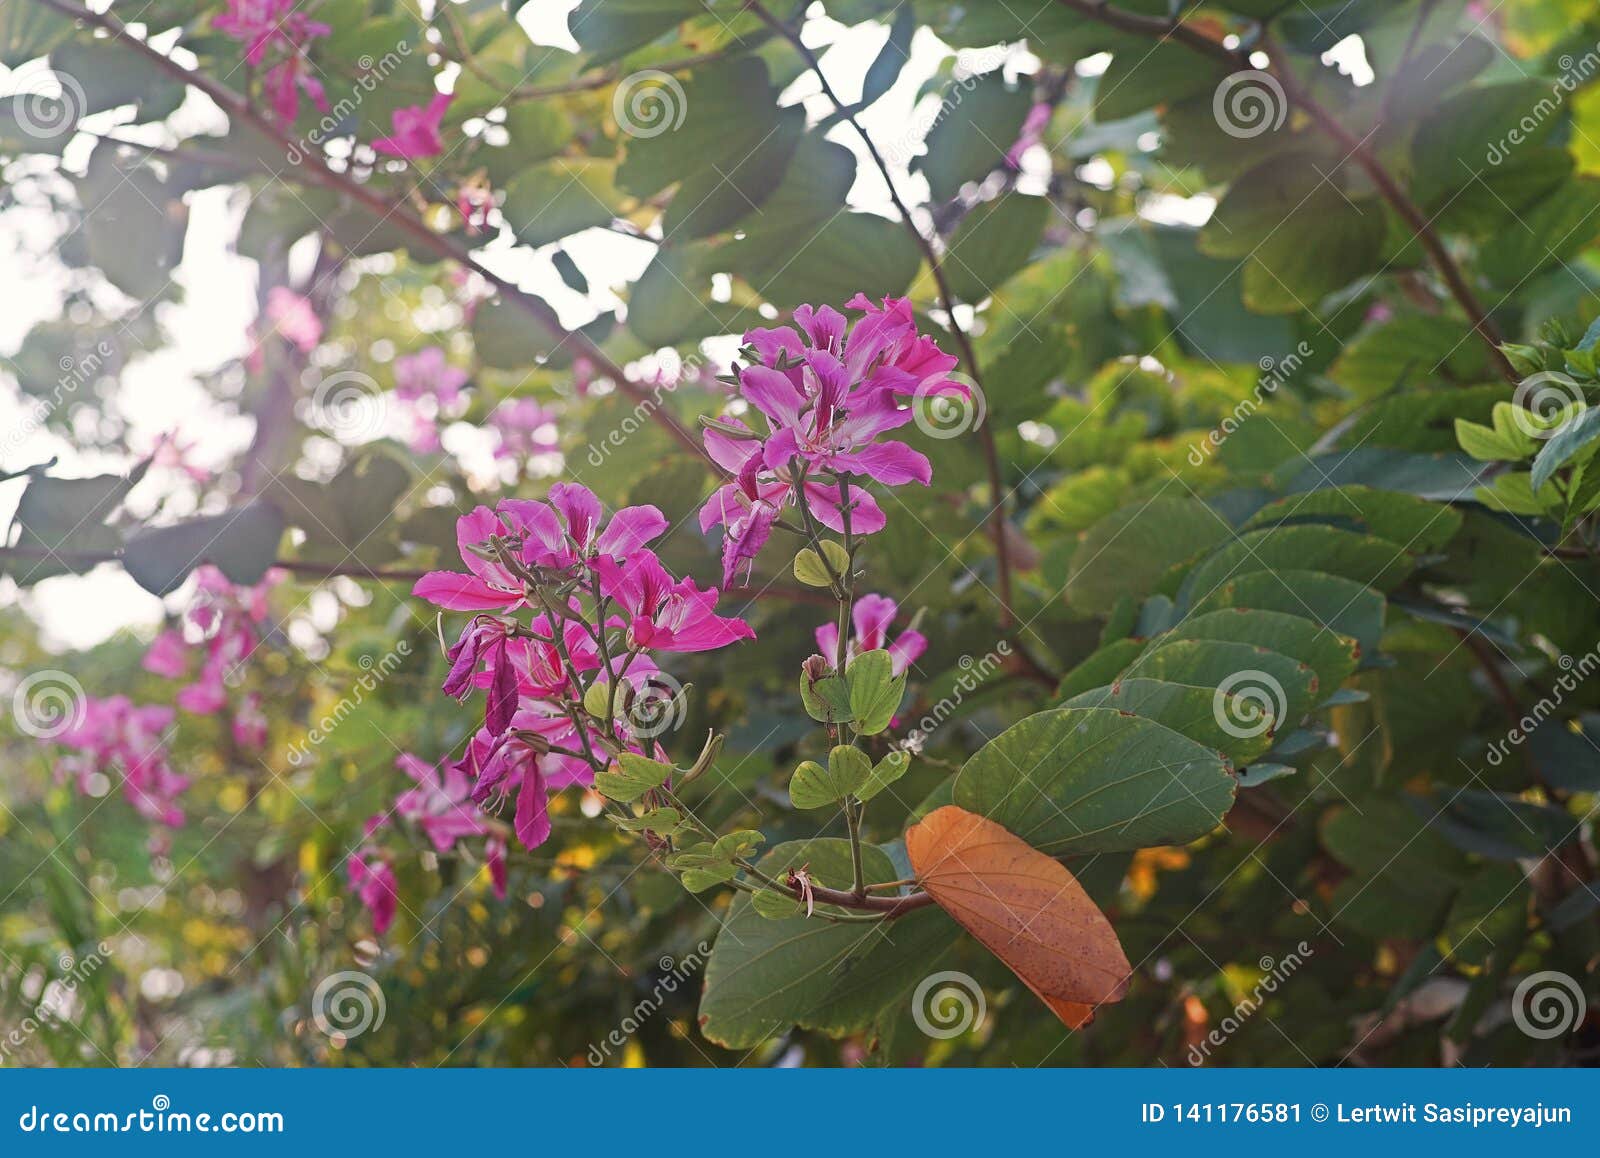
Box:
[2, 0, 1599, 1067]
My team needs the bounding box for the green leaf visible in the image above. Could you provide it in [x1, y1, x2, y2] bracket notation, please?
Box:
[1063, 678, 1277, 766]
[846, 650, 904, 736]
[7, 471, 137, 582]
[952, 708, 1236, 856]
[940, 194, 1050, 302]
[799, 659, 854, 725]
[1240, 486, 1463, 553]
[1065, 497, 1231, 614]
[1180, 525, 1416, 601]
[1123, 638, 1320, 736]
[1455, 418, 1530, 462]
[1482, 178, 1600, 288]
[680, 865, 738, 893]
[501, 159, 621, 248]
[726, 211, 920, 308]
[121, 502, 286, 597]
[789, 746, 870, 810]
[1095, 41, 1224, 122]
[750, 888, 804, 919]
[1531, 406, 1600, 492]
[792, 548, 834, 588]
[594, 752, 674, 802]
[469, 295, 563, 370]
[1192, 569, 1386, 662]
[916, 72, 1031, 202]
[1153, 609, 1359, 703]
[698, 839, 957, 1048]
[857, 750, 911, 803]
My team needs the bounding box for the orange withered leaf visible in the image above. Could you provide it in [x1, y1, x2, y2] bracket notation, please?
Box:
[905, 804, 1132, 1028]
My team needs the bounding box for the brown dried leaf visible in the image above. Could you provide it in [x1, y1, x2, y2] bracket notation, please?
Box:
[906, 804, 1131, 1028]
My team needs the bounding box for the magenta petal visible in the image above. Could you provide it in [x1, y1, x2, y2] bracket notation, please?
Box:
[739, 364, 806, 427]
[830, 441, 931, 486]
[888, 629, 927, 675]
[597, 504, 668, 556]
[412, 571, 517, 611]
[514, 770, 552, 849]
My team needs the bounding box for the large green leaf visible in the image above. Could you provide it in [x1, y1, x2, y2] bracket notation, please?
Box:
[1065, 497, 1231, 614]
[1179, 525, 1416, 602]
[940, 193, 1050, 302]
[1121, 638, 1319, 738]
[1192, 569, 1386, 662]
[698, 840, 958, 1048]
[1063, 678, 1277, 765]
[501, 160, 622, 248]
[952, 708, 1236, 856]
[915, 72, 1031, 202]
[121, 502, 286, 597]
[1240, 486, 1463, 553]
[1153, 609, 1359, 703]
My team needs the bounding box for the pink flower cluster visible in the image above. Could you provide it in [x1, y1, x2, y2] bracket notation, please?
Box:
[411, 484, 753, 852]
[143, 566, 279, 747]
[347, 754, 508, 934]
[700, 296, 959, 584]
[489, 398, 560, 464]
[55, 697, 189, 848]
[373, 94, 452, 160]
[213, 0, 330, 123]
[392, 346, 470, 454]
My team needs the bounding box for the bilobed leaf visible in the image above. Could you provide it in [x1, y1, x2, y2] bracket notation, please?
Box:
[916, 72, 1031, 202]
[906, 805, 1131, 1028]
[1180, 525, 1416, 601]
[789, 746, 869, 810]
[501, 159, 621, 248]
[846, 649, 904, 735]
[857, 750, 911, 803]
[1066, 497, 1231, 614]
[953, 708, 1236, 856]
[1240, 486, 1463, 553]
[121, 501, 286, 596]
[698, 840, 958, 1048]
[1531, 407, 1600, 492]
[1154, 609, 1360, 702]
[594, 753, 674, 802]
[940, 194, 1050, 302]
[1123, 638, 1319, 735]
[1193, 569, 1386, 662]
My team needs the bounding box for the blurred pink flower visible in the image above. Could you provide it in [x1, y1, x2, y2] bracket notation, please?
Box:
[815, 593, 926, 675]
[373, 93, 452, 159]
[489, 397, 559, 462]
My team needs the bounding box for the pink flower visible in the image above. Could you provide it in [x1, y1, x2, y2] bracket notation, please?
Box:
[394, 753, 489, 852]
[53, 696, 189, 829]
[1006, 101, 1052, 168]
[412, 489, 667, 613]
[214, 2, 330, 124]
[373, 93, 452, 160]
[144, 566, 277, 720]
[489, 398, 560, 463]
[394, 347, 468, 407]
[347, 851, 398, 935]
[232, 692, 268, 750]
[699, 297, 956, 582]
[264, 287, 322, 353]
[815, 593, 926, 676]
[596, 550, 756, 654]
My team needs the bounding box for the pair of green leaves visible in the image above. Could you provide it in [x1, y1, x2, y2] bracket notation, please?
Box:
[793, 541, 851, 588]
[666, 830, 763, 893]
[593, 752, 674, 803]
[789, 746, 911, 810]
[799, 649, 906, 735]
